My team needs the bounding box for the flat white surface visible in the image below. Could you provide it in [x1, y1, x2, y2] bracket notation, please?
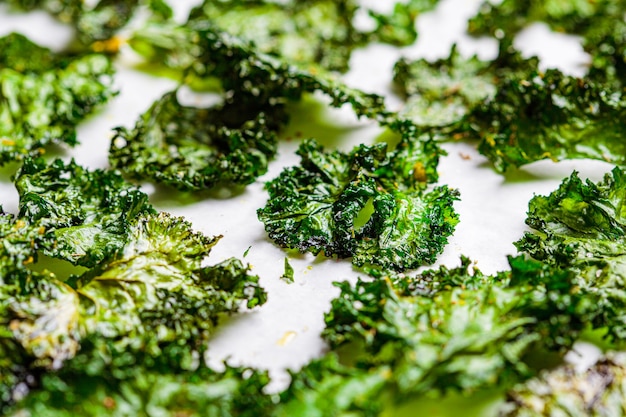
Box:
[0, 0, 614, 399]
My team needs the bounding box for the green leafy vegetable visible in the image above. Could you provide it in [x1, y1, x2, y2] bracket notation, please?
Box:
[0, 158, 267, 410]
[393, 43, 539, 130]
[281, 257, 295, 283]
[110, 90, 286, 191]
[516, 167, 626, 339]
[257, 124, 459, 272]
[119, 18, 396, 190]
[470, 68, 626, 172]
[322, 256, 588, 400]
[499, 352, 626, 417]
[0, 33, 115, 165]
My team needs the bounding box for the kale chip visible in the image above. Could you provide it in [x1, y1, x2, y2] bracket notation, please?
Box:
[516, 167, 626, 339]
[258, 124, 459, 272]
[0, 33, 115, 165]
[0, 159, 267, 411]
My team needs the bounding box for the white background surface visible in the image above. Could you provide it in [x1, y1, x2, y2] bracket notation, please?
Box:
[0, 0, 612, 405]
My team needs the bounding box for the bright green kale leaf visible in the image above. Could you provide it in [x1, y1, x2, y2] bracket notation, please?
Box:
[516, 168, 626, 339]
[109, 90, 286, 191]
[321, 256, 589, 401]
[0, 35, 115, 165]
[367, 0, 440, 47]
[472, 69, 626, 172]
[15, 158, 155, 267]
[273, 353, 390, 417]
[499, 352, 626, 417]
[257, 126, 458, 272]
[8, 363, 274, 417]
[0, 159, 267, 409]
[120, 18, 394, 190]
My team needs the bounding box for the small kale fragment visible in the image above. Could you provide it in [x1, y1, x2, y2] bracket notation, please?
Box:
[257, 125, 458, 272]
[516, 168, 626, 339]
[110, 90, 286, 191]
[8, 363, 274, 417]
[499, 352, 626, 417]
[281, 257, 295, 283]
[0, 34, 115, 165]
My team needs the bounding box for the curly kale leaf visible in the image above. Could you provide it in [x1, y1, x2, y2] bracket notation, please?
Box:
[0, 159, 267, 408]
[0, 35, 115, 165]
[9, 364, 273, 417]
[109, 90, 286, 191]
[393, 44, 539, 129]
[321, 256, 590, 400]
[14, 158, 155, 267]
[257, 129, 458, 271]
[499, 352, 626, 417]
[468, 0, 626, 87]
[516, 168, 626, 339]
[273, 353, 390, 417]
[471, 69, 626, 172]
[128, 19, 392, 122]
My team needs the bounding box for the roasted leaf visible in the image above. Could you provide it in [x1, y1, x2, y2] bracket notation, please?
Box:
[516, 167, 626, 339]
[257, 128, 458, 272]
[9, 364, 274, 417]
[322, 256, 590, 401]
[15, 158, 155, 267]
[0, 34, 115, 165]
[109, 90, 285, 191]
[128, 19, 392, 122]
[472, 69, 626, 172]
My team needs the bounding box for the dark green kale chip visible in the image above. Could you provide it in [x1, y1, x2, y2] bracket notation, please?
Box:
[467, 0, 609, 41]
[15, 157, 155, 267]
[516, 168, 626, 339]
[321, 256, 588, 400]
[471, 69, 626, 172]
[393, 43, 539, 129]
[0, 34, 115, 165]
[187, 0, 362, 73]
[257, 125, 459, 272]
[0, 159, 267, 410]
[187, 0, 439, 72]
[499, 352, 626, 417]
[468, 0, 626, 87]
[110, 90, 286, 191]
